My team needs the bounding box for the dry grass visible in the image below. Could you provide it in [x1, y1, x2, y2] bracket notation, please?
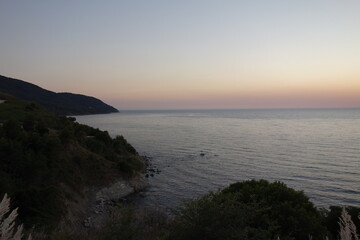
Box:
[0, 194, 31, 240]
[338, 207, 359, 240]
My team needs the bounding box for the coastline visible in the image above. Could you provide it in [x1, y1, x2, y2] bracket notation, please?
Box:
[78, 156, 159, 230]
[87, 174, 149, 228]
[62, 174, 149, 232]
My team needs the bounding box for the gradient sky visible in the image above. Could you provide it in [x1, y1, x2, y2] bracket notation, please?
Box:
[1, 1, 360, 110]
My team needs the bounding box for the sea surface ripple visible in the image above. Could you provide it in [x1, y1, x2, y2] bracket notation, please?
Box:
[76, 109, 360, 208]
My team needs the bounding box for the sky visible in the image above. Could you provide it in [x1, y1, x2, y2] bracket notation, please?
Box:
[1, 1, 360, 110]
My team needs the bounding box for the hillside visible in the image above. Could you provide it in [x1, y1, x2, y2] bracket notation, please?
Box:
[0, 94, 143, 231]
[0, 75, 118, 115]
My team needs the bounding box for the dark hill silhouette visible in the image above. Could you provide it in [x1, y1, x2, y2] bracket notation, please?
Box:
[0, 75, 118, 115]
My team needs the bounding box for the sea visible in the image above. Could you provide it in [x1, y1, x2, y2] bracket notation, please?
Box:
[75, 109, 360, 209]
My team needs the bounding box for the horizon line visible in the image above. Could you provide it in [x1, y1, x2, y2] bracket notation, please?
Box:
[115, 106, 360, 112]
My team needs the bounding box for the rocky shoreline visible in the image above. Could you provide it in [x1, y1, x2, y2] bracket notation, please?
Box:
[143, 156, 161, 178]
[80, 155, 162, 229]
[82, 174, 149, 228]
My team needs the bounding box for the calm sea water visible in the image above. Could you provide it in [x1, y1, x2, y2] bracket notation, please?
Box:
[76, 109, 360, 208]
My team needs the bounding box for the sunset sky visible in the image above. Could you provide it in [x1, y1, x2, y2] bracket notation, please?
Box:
[1, 1, 360, 110]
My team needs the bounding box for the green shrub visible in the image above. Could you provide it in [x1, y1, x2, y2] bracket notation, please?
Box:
[169, 179, 328, 240]
[22, 115, 35, 132]
[15, 187, 65, 231]
[59, 125, 75, 143]
[113, 135, 137, 155]
[117, 156, 143, 176]
[3, 119, 24, 140]
[98, 206, 138, 240]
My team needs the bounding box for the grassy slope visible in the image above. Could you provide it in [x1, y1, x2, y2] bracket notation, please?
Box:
[0, 93, 143, 231]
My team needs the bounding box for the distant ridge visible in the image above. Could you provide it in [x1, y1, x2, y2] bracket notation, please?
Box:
[0, 75, 118, 115]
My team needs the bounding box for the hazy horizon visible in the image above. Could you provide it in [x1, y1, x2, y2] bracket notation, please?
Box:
[1, 1, 359, 110]
[112, 106, 360, 112]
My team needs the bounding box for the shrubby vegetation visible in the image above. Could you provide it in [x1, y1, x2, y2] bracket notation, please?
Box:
[65, 180, 359, 240]
[0, 94, 143, 231]
[165, 180, 360, 240]
[168, 179, 327, 240]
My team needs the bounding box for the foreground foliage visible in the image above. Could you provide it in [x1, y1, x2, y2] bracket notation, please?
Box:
[1, 178, 359, 239]
[338, 207, 359, 240]
[0, 194, 31, 240]
[169, 179, 328, 240]
[323, 206, 360, 240]
[66, 180, 359, 240]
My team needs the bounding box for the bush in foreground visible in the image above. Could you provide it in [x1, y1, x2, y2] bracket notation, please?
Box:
[169, 179, 328, 240]
[1, 181, 359, 240]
